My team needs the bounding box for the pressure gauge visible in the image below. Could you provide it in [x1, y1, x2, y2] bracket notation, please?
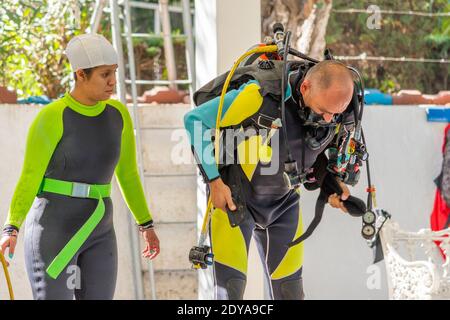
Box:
[362, 211, 376, 224]
[362, 225, 376, 240]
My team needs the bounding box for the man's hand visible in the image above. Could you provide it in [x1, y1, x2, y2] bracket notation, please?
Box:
[0, 234, 17, 267]
[209, 178, 236, 213]
[328, 179, 350, 213]
[141, 228, 160, 260]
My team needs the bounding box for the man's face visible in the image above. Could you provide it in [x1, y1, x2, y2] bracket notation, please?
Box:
[77, 64, 118, 101]
[300, 79, 354, 123]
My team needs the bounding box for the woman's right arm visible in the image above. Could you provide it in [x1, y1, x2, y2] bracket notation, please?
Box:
[0, 103, 64, 261]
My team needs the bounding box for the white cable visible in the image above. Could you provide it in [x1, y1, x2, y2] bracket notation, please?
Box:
[332, 8, 450, 17]
[334, 53, 450, 64]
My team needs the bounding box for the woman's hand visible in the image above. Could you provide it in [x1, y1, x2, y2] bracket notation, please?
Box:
[328, 179, 350, 213]
[141, 228, 160, 260]
[0, 231, 18, 267]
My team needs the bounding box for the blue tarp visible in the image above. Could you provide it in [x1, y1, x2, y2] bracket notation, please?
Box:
[17, 95, 52, 105]
[426, 107, 450, 123]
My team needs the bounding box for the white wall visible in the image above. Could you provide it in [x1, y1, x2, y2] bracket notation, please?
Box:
[195, 0, 262, 89]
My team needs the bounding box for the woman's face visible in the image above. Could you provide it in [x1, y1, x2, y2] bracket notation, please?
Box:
[78, 64, 118, 101]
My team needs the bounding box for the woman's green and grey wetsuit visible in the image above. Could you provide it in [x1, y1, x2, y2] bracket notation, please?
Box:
[3, 93, 153, 299]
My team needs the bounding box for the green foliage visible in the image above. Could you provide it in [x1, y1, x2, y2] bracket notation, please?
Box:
[147, 46, 161, 58]
[0, 0, 95, 99]
[327, 0, 450, 93]
[146, 36, 165, 48]
[0, 0, 192, 98]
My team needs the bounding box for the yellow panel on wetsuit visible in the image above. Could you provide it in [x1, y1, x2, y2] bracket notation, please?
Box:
[271, 208, 304, 280]
[219, 82, 263, 128]
[211, 208, 248, 275]
[184, 80, 264, 181]
[237, 134, 273, 181]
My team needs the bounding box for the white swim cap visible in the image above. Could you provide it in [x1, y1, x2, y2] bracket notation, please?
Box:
[65, 33, 118, 71]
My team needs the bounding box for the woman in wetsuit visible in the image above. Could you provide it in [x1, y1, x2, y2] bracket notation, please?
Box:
[0, 33, 160, 299]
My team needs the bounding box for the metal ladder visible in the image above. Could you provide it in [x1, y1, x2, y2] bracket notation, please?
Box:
[88, 0, 195, 300]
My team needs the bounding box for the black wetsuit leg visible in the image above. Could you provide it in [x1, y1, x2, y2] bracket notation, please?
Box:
[251, 191, 305, 300]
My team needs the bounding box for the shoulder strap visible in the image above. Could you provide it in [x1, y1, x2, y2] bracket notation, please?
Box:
[194, 60, 290, 106]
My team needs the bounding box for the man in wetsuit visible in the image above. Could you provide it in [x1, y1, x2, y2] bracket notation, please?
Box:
[184, 60, 355, 300]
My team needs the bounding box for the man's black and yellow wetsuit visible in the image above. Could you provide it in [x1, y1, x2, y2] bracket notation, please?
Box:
[3, 93, 153, 299]
[184, 66, 350, 299]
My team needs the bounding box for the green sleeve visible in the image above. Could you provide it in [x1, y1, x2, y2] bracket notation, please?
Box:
[108, 99, 153, 225]
[5, 102, 65, 229]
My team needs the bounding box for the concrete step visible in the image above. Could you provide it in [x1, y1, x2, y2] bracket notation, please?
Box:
[140, 222, 196, 271]
[129, 103, 198, 299]
[143, 269, 198, 299]
[144, 175, 198, 223]
[135, 103, 191, 129]
[140, 128, 196, 176]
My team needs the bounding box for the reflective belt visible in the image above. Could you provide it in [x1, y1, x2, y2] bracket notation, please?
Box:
[40, 178, 111, 279]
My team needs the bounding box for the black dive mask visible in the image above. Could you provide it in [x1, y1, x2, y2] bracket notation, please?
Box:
[297, 95, 339, 150]
[297, 95, 338, 128]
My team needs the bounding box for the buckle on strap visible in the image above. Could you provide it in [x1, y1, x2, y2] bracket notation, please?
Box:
[256, 115, 282, 129]
[71, 183, 91, 198]
[256, 114, 275, 129]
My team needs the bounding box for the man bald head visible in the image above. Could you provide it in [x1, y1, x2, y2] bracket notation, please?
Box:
[299, 60, 355, 123]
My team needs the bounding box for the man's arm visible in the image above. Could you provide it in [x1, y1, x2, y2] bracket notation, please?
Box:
[184, 79, 264, 211]
[184, 79, 263, 182]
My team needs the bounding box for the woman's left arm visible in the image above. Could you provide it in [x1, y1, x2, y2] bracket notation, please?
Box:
[111, 100, 160, 259]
